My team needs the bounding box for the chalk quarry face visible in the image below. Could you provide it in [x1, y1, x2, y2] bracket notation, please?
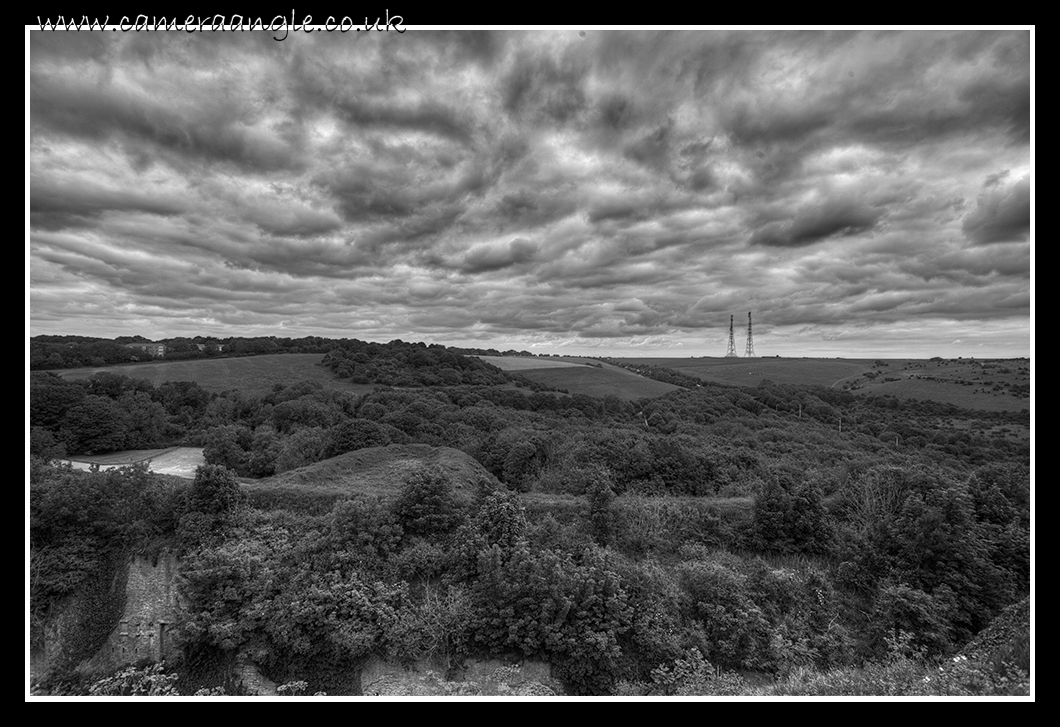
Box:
[32, 553, 182, 682]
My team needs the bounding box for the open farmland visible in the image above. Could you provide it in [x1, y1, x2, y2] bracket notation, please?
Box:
[845, 358, 1030, 411]
[616, 356, 1030, 412]
[474, 355, 587, 370]
[52, 353, 377, 395]
[618, 357, 875, 389]
[483, 356, 683, 400]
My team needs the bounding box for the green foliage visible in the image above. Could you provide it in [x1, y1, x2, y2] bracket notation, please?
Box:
[393, 466, 462, 537]
[748, 471, 835, 555]
[612, 499, 727, 559]
[461, 543, 631, 695]
[836, 465, 1022, 645]
[501, 440, 540, 491]
[176, 518, 429, 679]
[324, 418, 407, 457]
[31, 463, 185, 619]
[202, 424, 252, 472]
[645, 648, 748, 696]
[868, 582, 955, 658]
[677, 555, 772, 670]
[30, 425, 67, 463]
[584, 466, 617, 547]
[87, 662, 180, 696]
[330, 496, 404, 563]
[60, 395, 128, 454]
[188, 465, 246, 520]
[761, 647, 1029, 697]
[451, 490, 527, 579]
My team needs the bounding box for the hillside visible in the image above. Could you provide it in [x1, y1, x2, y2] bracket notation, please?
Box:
[619, 357, 877, 389]
[483, 356, 683, 400]
[242, 443, 500, 511]
[616, 356, 1030, 411]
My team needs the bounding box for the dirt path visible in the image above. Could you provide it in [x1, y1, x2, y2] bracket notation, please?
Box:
[63, 447, 205, 479]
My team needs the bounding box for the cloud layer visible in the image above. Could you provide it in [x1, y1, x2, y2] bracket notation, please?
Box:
[29, 29, 1032, 357]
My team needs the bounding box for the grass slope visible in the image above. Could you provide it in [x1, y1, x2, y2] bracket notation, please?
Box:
[619, 357, 874, 389]
[473, 355, 587, 370]
[243, 443, 500, 512]
[618, 356, 1031, 411]
[511, 361, 683, 401]
[53, 354, 377, 395]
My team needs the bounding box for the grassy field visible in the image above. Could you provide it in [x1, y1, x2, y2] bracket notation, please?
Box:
[514, 363, 684, 401]
[849, 358, 1030, 412]
[50, 351, 1030, 411]
[475, 355, 683, 401]
[474, 355, 587, 370]
[616, 356, 1031, 412]
[618, 357, 875, 389]
[52, 353, 377, 395]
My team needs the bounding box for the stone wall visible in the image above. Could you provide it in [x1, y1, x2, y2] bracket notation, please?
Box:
[93, 552, 182, 672]
[32, 552, 182, 682]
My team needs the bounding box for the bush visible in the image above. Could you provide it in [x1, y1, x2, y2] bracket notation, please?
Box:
[393, 466, 462, 537]
[460, 543, 631, 695]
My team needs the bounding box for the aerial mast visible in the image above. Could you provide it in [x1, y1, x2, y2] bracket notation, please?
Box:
[744, 311, 756, 358]
[725, 314, 738, 357]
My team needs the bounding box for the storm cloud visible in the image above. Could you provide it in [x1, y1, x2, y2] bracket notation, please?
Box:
[29, 28, 1032, 357]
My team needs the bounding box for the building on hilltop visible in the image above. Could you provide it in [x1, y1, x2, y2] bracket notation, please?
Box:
[124, 342, 166, 358]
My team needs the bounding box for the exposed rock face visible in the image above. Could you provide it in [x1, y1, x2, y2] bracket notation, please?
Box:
[93, 553, 182, 671]
[235, 655, 278, 696]
[31, 552, 182, 682]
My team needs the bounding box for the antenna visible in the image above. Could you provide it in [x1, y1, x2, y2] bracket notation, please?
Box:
[725, 314, 738, 357]
[744, 311, 756, 358]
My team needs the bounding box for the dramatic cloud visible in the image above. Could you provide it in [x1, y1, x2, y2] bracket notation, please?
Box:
[962, 175, 1031, 244]
[29, 28, 1032, 357]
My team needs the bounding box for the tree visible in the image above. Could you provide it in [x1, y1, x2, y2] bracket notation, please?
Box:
[60, 395, 128, 454]
[30, 426, 66, 463]
[187, 464, 246, 520]
[393, 466, 461, 537]
[749, 472, 834, 555]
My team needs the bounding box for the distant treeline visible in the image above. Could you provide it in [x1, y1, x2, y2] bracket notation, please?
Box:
[30, 335, 341, 370]
[321, 339, 518, 388]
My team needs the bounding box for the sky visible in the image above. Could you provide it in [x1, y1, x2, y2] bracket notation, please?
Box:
[28, 28, 1032, 358]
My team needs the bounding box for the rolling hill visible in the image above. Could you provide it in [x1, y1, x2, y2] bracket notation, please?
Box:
[242, 443, 501, 512]
[615, 356, 1030, 412]
[478, 356, 683, 400]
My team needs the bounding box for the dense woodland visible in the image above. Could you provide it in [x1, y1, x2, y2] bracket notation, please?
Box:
[28, 340, 1031, 696]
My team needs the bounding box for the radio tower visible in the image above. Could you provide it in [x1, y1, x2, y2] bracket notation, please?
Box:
[744, 311, 757, 358]
[725, 314, 738, 357]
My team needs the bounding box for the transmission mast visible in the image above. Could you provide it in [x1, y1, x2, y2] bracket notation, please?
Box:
[725, 314, 738, 357]
[744, 311, 757, 358]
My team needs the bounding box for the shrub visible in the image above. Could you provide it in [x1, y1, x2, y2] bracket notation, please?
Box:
[393, 466, 461, 537]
